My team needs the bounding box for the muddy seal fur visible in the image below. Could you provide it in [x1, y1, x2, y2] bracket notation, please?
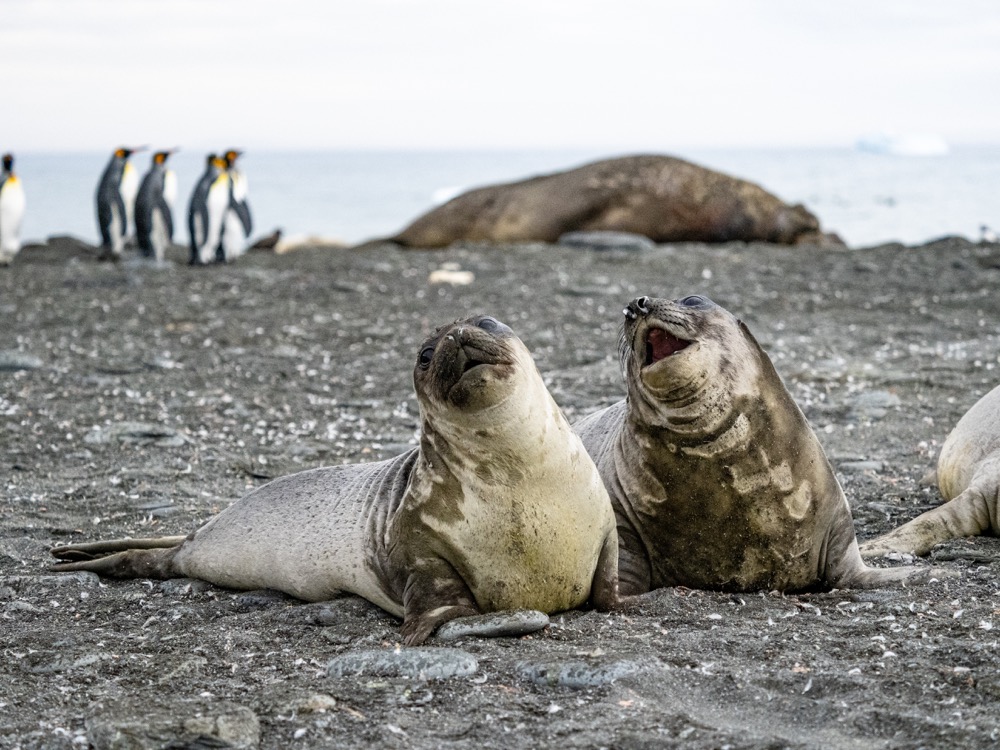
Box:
[52, 315, 620, 645]
[574, 294, 927, 595]
[378, 155, 836, 249]
[860, 383, 1000, 557]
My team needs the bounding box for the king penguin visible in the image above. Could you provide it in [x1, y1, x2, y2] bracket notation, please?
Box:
[134, 150, 177, 263]
[218, 149, 253, 262]
[187, 153, 230, 265]
[96, 147, 143, 259]
[0, 153, 27, 266]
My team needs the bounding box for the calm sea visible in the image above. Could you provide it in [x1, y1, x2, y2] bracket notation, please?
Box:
[10, 147, 1000, 248]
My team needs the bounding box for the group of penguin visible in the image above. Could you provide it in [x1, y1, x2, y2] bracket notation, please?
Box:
[96, 147, 253, 265]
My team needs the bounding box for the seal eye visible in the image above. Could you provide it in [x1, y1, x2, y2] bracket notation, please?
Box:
[418, 346, 435, 369]
[477, 317, 500, 332]
[680, 295, 706, 307]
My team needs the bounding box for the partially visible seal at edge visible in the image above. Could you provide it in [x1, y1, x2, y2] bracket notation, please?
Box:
[860, 383, 1000, 557]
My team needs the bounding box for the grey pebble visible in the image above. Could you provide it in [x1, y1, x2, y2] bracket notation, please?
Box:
[84, 421, 188, 447]
[839, 460, 885, 473]
[0, 350, 43, 371]
[558, 230, 656, 252]
[517, 659, 642, 689]
[159, 578, 216, 596]
[87, 702, 260, 750]
[846, 390, 901, 421]
[435, 609, 550, 641]
[327, 647, 479, 680]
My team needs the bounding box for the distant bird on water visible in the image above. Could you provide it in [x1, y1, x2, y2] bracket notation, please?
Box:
[980, 224, 998, 244]
[218, 148, 252, 262]
[96, 147, 143, 259]
[188, 153, 229, 265]
[0, 153, 27, 266]
[135, 150, 177, 262]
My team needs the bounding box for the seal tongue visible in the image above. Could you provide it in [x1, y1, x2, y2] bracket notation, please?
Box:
[646, 328, 691, 364]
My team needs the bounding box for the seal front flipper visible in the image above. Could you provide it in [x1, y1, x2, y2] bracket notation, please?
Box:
[588, 531, 623, 611]
[859, 484, 997, 559]
[399, 561, 479, 646]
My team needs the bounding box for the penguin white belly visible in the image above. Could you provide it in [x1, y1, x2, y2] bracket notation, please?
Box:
[163, 171, 177, 211]
[221, 210, 247, 261]
[201, 176, 229, 264]
[120, 163, 139, 238]
[0, 178, 27, 263]
[151, 209, 169, 262]
[109, 204, 125, 255]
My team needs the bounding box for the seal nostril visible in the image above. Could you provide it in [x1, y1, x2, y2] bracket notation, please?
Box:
[636, 297, 650, 314]
[623, 307, 637, 321]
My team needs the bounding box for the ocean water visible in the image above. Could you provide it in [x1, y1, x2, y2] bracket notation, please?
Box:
[10, 147, 1000, 248]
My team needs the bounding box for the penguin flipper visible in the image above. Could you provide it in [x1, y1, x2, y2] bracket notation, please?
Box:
[157, 197, 174, 242]
[235, 200, 253, 236]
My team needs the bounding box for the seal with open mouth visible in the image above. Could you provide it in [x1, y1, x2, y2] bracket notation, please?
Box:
[574, 294, 927, 595]
[51, 315, 620, 645]
[860, 383, 1000, 557]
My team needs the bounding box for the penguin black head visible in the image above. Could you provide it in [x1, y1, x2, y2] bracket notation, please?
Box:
[205, 153, 217, 167]
[153, 150, 174, 165]
[223, 149, 243, 167]
[1, 154, 12, 171]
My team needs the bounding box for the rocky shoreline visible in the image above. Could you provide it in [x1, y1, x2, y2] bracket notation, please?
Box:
[2, 236, 999, 749]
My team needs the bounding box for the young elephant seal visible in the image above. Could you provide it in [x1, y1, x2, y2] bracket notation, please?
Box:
[574, 295, 926, 595]
[860, 384, 1000, 557]
[52, 315, 620, 645]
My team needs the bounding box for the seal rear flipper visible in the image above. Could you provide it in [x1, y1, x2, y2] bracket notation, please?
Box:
[859, 485, 998, 559]
[49, 547, 181, 580]
[399, 563, 479, 647]
[50, 535, 188, 562]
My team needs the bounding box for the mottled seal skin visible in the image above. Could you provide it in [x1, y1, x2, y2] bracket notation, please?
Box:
[379, 155, 835, 249]
[860, 384, 1000, 557]
[574, 295, 925, 596]
[51, 316, 620, 645]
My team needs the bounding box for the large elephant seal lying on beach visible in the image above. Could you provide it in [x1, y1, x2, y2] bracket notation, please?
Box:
[860, 384, 1000, 557]
[52, 315, 620, 645]
[379, 155, 834, 249]
[574, 294, 926, 595]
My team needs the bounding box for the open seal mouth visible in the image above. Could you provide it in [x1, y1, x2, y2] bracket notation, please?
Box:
[644, 327, 692, 366]
[459, 344, 500, 375]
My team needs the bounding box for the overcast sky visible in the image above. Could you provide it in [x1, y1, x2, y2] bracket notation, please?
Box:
[3, 0, 999, 152]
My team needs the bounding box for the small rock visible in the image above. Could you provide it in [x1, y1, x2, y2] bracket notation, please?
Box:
[846, 390, 901, 421]
[517, 659, 641, 689]
[234, 589, 292, 609]
[428, 263, 475, 286]
[87, 702, 259, 750]
[0, 351, 43, 371]
[558, 231, 655, 252]
[84, 422, 188, 447]
[327, 647, 478, 680]
[436, 609, 549, 641]
[839, 460, 884, 473]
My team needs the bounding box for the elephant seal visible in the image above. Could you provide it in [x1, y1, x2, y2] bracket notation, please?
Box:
[574, 294, 926, 596]
[376, 155, 838, 249]
[860, 384, 1000, 557]
[51, 315, 620, 645]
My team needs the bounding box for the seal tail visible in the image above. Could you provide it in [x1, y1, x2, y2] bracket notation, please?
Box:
[50, 536, 187, 579]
